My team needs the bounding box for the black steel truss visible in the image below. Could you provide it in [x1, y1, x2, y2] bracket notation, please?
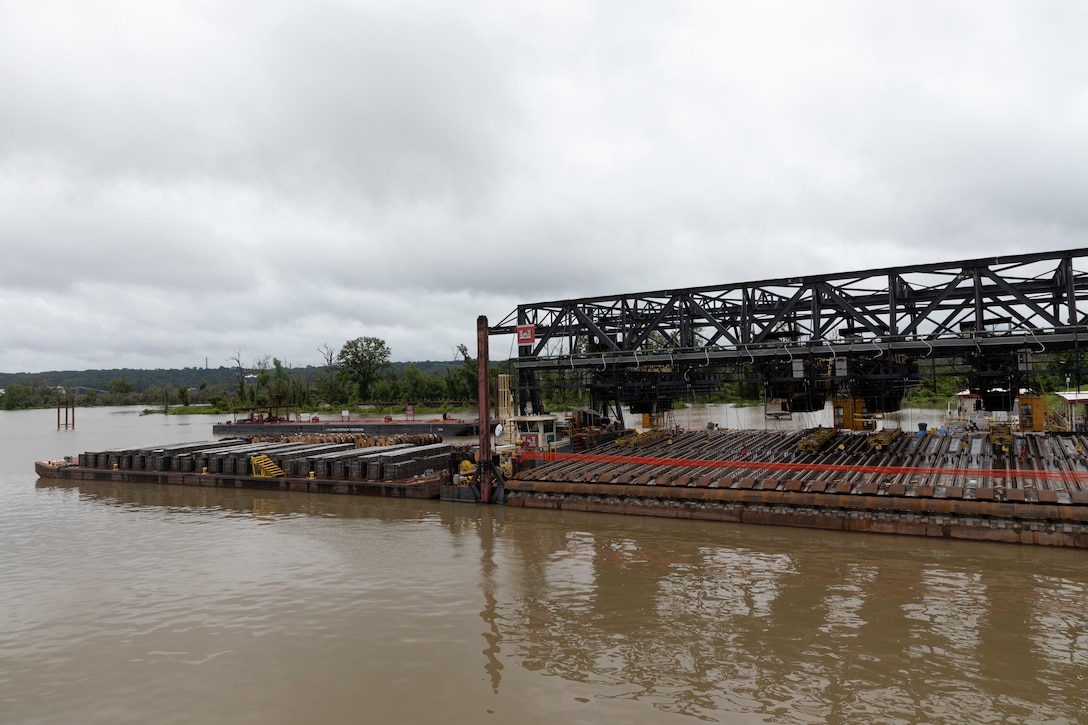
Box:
[492, 248, 1088, 418]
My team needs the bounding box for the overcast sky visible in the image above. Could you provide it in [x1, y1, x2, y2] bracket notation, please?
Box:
[2, 0, 1086, 373]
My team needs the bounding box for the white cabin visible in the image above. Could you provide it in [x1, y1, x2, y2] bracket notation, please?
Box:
[508, 414, 568, 451]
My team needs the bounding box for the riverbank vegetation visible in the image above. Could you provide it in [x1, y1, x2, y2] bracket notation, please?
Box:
[2, 344, 1080, 415]
[0, 337, 500, 414]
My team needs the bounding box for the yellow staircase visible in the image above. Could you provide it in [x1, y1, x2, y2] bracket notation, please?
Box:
[251, 454, 286, 477]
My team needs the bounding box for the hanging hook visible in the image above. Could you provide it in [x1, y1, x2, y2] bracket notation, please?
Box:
[599, 353, 607, 372]
[702, 348, 710, 367]
[1027, 327, 1046, 353]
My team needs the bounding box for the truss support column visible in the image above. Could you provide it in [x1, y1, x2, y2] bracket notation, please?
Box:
[1064, 253, 1078, 327]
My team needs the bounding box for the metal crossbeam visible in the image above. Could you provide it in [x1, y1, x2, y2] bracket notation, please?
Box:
[491, 248, 1088, 420]
[494, 249, 1087, 365]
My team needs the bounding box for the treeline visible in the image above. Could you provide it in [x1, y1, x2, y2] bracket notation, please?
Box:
[18, 341, 1060, 416]
[0, 336, 515, 413]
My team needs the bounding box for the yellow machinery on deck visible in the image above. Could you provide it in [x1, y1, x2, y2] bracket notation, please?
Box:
[798, 427, 838, 452]
[832, 398, 882, 431]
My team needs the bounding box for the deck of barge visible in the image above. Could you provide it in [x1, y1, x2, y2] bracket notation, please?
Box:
[35, 426, 1088, 547]
[504, 428, 1088, 548]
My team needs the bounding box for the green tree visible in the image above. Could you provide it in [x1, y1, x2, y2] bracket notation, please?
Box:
[142, 384, 174, 411]
[270, 358, 291, 404]
[337, 337, 391, 401]
[254, 357, 271, 405]
[371, 377, 402, 402]
[288, 376, 312, 409]
[317, 343, 344, 405]
[421, 372, 447, 401]
[403, 364, 425, 401]
[229, 350, 247, 403]
[445, 344, 477, 402]
[107, 376, 135, 395]
[1, 382, 34, 409]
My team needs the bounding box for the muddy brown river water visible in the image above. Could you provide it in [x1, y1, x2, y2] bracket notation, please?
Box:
[2, 406, 1085, 724]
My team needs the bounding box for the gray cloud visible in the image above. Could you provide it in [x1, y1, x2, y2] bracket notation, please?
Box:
[2, 0, 1086, 372]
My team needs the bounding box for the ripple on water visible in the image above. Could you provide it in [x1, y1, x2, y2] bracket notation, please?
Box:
[5, 414, 1088, 724]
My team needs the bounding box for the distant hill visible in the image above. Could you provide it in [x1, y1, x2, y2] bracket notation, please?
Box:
[0, 360, 490, 392]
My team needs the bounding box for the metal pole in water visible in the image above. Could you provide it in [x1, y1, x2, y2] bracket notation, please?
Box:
[477, 315, 493, 503]
[57, 390, 75, 429]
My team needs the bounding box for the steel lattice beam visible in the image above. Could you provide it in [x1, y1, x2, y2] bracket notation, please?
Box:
[491, 248, 1088, 418]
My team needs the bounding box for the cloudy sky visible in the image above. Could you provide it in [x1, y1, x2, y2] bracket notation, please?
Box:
[2, 0, 1086, 373]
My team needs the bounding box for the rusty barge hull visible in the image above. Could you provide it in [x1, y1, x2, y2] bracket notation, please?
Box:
[505, 479, 1088, 547]
[503, 428, 1088, 548]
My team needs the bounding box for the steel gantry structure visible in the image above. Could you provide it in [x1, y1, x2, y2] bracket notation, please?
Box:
[491, 248, 1088, 426]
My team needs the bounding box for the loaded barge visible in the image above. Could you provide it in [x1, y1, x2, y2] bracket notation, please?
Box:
[503, 426, 1088, 548]
[36, 435, 451, 498]
[31, 336, 1088, 549]
[32, 422, 1088, 547]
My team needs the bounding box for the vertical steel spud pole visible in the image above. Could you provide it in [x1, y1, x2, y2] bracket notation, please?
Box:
[477, 315, 492, 503]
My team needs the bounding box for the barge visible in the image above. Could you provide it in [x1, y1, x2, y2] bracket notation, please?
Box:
[36, 437, 451, 498]
[503, 427, 1088, 548]
[33, 422, 1088, 547]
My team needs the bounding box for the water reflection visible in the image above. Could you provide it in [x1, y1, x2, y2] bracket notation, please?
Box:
[477, 507, 504, 694]
[36, 477, 440, 522]
[1031, 576, 1088, 668]
[30, 474, 1088, 723]
[486, 516, 1088, 724]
